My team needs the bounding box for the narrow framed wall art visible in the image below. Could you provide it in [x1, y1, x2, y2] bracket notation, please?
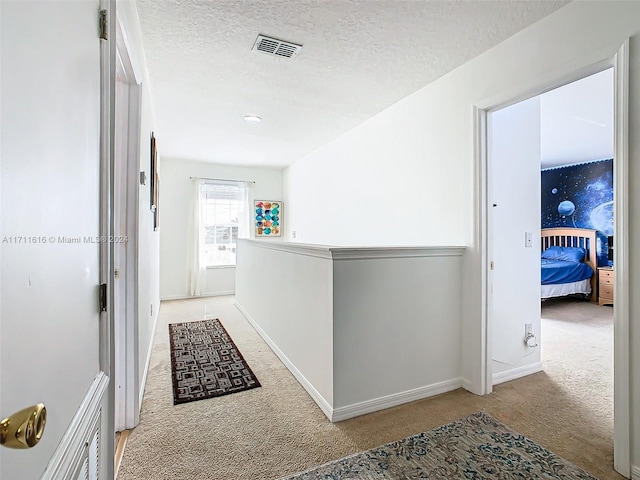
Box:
[150, 132, 159, 230]
[255, 200, 281, 237]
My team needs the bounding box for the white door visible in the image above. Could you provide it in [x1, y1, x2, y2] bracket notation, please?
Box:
[488, 96, 542, 382]
[1, 1, 112, 479]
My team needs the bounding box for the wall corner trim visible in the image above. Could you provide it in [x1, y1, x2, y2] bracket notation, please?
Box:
[492, 362, 543, 386]
[331, 378, 463, 423]
[234, 300, 334, 420]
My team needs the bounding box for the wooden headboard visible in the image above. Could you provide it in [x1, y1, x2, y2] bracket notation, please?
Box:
[541, 227, 598, 300]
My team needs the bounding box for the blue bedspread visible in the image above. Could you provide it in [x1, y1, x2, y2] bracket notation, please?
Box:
[541, 259, 593, 285]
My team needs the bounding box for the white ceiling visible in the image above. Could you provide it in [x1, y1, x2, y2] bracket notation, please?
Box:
[136, 0, 569, 168]
[540, 68, 614, 169]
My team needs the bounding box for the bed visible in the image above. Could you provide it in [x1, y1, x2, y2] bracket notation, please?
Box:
[541, 227, 597, 301]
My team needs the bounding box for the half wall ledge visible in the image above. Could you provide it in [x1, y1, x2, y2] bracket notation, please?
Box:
[235, 239, 465, 421]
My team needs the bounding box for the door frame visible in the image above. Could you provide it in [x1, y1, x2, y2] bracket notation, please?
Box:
[99, 0, 116, 478]
[474, 40, 630, 476]
[114, 10, 142, 432]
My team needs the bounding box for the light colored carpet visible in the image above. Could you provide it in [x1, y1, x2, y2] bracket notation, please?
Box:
[118, 296, 620, 480]
[280, 411, 598, 480]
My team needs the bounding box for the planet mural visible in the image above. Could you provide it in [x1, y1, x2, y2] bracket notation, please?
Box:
[557, 200, 575, 217]
[541, 158, 613, 266]
[589, 201, 614, 236]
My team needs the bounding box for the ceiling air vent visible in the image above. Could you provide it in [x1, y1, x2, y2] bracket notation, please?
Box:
[252, 35, 302, 59]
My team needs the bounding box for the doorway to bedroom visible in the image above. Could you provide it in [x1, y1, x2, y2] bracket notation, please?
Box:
[487, 66, 616, 466]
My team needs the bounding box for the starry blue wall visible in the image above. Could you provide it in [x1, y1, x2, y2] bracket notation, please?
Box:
[541, 158, 613, 267]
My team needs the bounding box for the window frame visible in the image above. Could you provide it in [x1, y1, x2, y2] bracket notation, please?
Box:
[198, 180, 246, 268]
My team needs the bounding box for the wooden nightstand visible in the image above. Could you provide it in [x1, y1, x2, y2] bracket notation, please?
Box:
[598, 266, 614, 306]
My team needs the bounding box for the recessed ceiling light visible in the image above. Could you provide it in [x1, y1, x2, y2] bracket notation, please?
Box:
[243, 115, 262, 123]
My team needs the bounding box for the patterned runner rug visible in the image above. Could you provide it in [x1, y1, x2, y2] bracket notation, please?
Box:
[169, 318, 260, 405]
[280, 411, 598, 479]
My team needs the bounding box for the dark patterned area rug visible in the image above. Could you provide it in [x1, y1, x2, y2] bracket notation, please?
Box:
[169, 318, 260, 405]
[279, 411, 598, 479]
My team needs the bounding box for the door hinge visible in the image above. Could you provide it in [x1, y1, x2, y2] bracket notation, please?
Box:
[490, 261, 495, 270]
[99, 10, 108, 40]
[99, 283, 107, 312]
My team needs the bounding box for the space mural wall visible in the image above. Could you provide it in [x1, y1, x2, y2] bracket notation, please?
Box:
[541, 158, 613, 266]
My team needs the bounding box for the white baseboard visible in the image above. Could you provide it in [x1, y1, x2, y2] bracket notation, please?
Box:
[234, 301, 334, 420]
[42, 372, 109, 480]
[160, 291, 235, 301]
[332, 378, 463, 422]
[631, 465, 640, 480]
[139, 304, 160, 409]
[492, 362, 543, 386]
[235, 300, 466, 423]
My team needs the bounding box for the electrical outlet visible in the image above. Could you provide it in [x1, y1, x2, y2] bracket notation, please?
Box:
[291, 230, 297, 239]
[524, 323, 537, 347]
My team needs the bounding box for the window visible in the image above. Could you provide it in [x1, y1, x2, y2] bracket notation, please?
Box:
[198, 181, 248, 267]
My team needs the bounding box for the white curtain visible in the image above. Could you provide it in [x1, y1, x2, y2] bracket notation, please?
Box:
[189, 179, 252, 296]
[189, 178, 206, 296]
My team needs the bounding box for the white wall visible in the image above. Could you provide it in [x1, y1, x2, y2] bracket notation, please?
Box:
[159, 158, 283, 299]
[235, 240, 334, 413]
[118, 0, 161, 411]
[283, 95, 468, 247]
[489, 97, 541, 379]
[332, 253, 462, 412]
[284, 0, 640, 468]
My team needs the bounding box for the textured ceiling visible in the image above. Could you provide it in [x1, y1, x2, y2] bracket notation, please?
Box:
[136, 0, 569, 167]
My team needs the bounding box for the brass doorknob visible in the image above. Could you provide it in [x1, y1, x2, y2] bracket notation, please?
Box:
[0, 403, 47, 449]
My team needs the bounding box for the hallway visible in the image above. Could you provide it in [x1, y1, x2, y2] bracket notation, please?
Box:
[118, 297, 620, 480]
